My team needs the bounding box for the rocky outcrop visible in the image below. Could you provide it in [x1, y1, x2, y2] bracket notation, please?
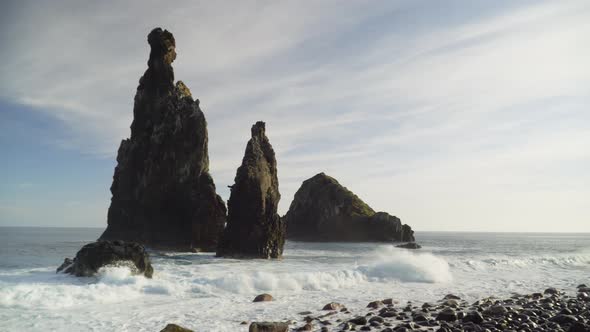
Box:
[396, 242, 422, 249]
[284, 173, 415, 242]
[216, 122, 285, 258]
[99, 28, 226, 251]
[56, 240, 153, 278]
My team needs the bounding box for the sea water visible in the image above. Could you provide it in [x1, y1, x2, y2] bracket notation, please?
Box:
[0, 227, 588, 331]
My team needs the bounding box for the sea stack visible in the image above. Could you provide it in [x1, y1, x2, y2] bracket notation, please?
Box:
[216, 122, 285, 258]
[285, 173, 415, 242]
[99, 28, 226, 251]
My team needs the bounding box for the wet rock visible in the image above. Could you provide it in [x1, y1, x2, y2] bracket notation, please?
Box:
[56, 258, 74, 273]
[99, 28, 226, 251]
[349, 316, 368, 325]
[544, 287, 559, 295]
[249, 322, 289, 332]
[442, 299, 459, 308]
[323, 302, 344, 310]
[368, 300, 384, 309]
[444, 294, 461, 300]
[284, 173, 415, 242]
[551, 314, 579, 325]
[217, 122, 284, 259]
[379, 310, 397, 318]
[396, 242, 422, 249]
[160, 323, 193, 332]
[463, 311, 484, 324]
[57, 240, 153, 278]
[484, 305, 508, 316]
[569, 322, 590, 332]
[253, 293, 274, 302]
[436, 308, 458, 322]
[297, 323, 313, 331]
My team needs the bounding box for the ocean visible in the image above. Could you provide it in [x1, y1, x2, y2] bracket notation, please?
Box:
[0, 227, 588, 331]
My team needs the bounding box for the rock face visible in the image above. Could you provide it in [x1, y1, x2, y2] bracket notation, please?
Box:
[216, 122, 285, 258]
[99, 28, 226, 251]
[56, 240, 153, 278]
[285, 173, 415, 242]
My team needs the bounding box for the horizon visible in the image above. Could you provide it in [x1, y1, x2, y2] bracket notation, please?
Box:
[1, 0, 589, 232]
[3, 225, 590, 235]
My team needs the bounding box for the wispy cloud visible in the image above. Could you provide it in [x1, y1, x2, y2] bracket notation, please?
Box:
[0, 0, 589, 231]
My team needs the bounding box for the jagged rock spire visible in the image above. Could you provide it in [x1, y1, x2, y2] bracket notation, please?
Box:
[217, 121, 285, 259]
[100, 28, 226, 251]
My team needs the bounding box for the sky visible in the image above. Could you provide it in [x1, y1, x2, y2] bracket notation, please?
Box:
[0, 0, 589, 232]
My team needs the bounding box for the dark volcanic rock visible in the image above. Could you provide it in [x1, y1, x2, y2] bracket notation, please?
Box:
[57, 240, 153, 278]
[253, 293, 274, 302]
[216, 122, 284, 258]
[249, 322, 289, 332]
[99, 28, 226, 251]
[284, 173, 415, 242]
[396, 242, 422, 249]
[160, 324, 193, 332]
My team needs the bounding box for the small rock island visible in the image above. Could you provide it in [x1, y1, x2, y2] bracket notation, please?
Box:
[99, 28, 226, 251]
[216, 122, 285, 258]
[285, 173, 415, 243]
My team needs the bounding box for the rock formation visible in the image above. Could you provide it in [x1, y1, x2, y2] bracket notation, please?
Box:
[99, 28, 226, 251]
[284, 173, 415, 242]
[57, 240, 153, 278]
[216, 122, 285, 258]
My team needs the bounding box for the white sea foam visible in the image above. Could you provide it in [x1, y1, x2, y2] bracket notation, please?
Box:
[1, 237, 589, 332]
[358, 246, 452, 283]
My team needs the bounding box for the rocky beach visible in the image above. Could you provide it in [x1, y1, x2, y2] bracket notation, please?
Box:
[244, 285, 590, 332]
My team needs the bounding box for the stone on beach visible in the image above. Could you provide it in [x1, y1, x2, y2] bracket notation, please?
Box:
[249, 322, 289, 332]
[160, 323, 193, 332]
[253, 293, 274, 302]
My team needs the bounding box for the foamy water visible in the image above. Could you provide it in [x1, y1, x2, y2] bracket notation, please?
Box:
[0, 228, 588, 331]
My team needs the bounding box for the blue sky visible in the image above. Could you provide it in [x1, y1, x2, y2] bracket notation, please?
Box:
[1, 0, 589, 231]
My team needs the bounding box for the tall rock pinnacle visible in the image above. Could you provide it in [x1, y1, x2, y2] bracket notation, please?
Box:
[99, 28, 226, 251]
[216, 121, 285, 259]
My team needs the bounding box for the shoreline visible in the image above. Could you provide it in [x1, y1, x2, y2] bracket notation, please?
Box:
[241, 286, 590, 332]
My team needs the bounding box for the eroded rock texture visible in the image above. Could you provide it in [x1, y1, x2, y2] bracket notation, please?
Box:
[99, 28, 226, 251]
[285, 173, 415, 242]
[216, 122, 285, 258]
[57, 240, 153, 278]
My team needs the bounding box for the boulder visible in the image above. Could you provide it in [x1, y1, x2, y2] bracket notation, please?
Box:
[253, 293, 274, 302]
[216, 122, 285, 259]
[99, 27, 226, 251]
[284, 173, 414, 242]
[322, 302, 344, 310]
[56, 240, 153, 278]
[367, 300, 384, 309]
[160, 324, 193, 332]
[436, 308, 458, 322]
[462, 311, 484, 324]
[249, 322, 289, 332]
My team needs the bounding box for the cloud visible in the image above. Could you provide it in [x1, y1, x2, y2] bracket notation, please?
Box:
[0, 0, 589, 230]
